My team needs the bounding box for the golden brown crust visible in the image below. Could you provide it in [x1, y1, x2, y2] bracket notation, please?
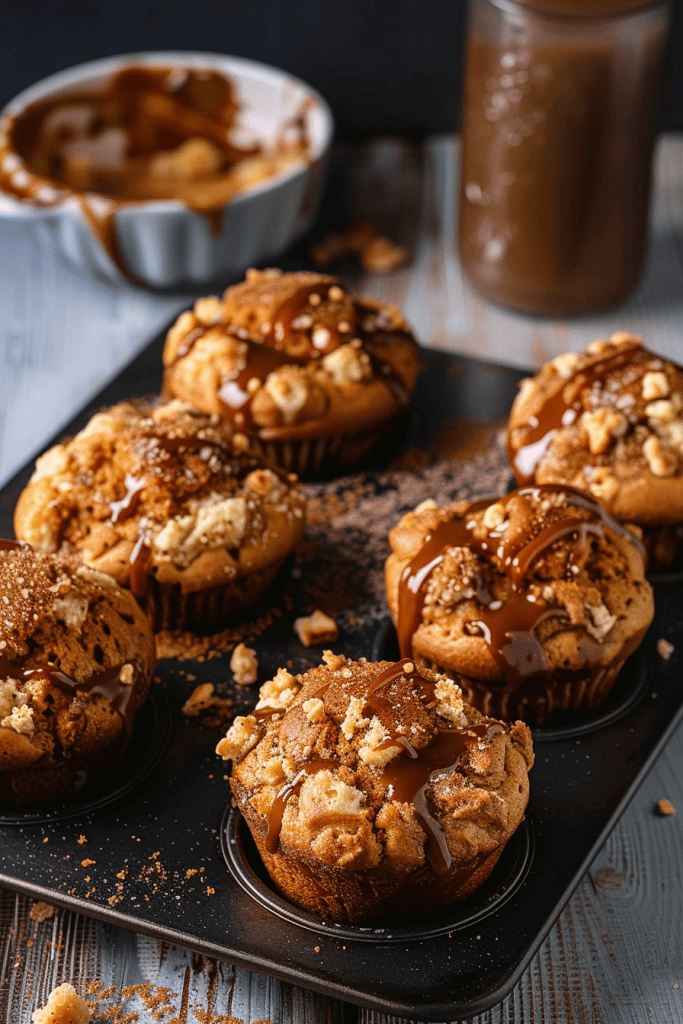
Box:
[161, 269, 421, 448]
[385, 486, 654, 726]
[218, 654, 533, 922]
[507, 334, 683, 527]
[0, 543, 155, 806]
[13, 399, 305, 602]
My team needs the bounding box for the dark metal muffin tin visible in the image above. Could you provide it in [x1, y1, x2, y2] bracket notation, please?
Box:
[0, 333, 682, 1021]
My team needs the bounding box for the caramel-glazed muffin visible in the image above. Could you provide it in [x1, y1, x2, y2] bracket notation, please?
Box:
[0, 541, 155, 806]
[217, 653, 533, 923]
[385, 485, 654, 727]
[161, 268, 421, 477]
[14, 400, 305, 631]
[507, 333, 683, 568]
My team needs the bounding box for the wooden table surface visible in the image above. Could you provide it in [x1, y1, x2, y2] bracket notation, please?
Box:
[1, 135, 682, 1023]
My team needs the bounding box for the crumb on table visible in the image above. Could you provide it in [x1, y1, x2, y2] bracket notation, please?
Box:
[29, 901, 56, 923]
[656, 798, 676, 816]
[32, 983, 91, 1024]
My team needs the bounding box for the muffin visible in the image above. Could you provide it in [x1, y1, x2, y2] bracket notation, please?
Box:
[0, 540, 155, 807]
[385, 485, 654, 727]
[216, 652, 533, 923]
[507, 333, 683, 569]
[161, 268, 422, 477]
[14, 400, 305, 631]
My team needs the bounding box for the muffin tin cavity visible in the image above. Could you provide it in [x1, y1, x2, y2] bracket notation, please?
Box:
[221, 806, 534, 942]
[0, 687, 172, 825]
[372, 618, 651, 741]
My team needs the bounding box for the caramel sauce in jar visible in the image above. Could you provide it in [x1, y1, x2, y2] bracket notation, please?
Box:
[458, 0, 671, 315]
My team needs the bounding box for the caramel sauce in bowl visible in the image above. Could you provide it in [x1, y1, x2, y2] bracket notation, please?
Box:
[0, 52, 334, 287]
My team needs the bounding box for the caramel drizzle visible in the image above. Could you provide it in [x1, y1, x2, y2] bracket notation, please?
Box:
[382, 720, 503, 876]
[164, 285, 414, 428]
[509, 343, 648, 485]
[265, 757, 338, 854]
[129, 528, 153, 598]
[396, 484, 643, 689]
[110, 473, 145, 524]
[262, 659, 505, 876]
[0, 653, 137, 742]
[0, 539, 22, 551]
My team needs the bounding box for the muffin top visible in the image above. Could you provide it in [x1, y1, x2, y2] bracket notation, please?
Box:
[14, 399, 305, 595]
[218, 653, 533, 878]
[0, 541, 155, 772]
[385, 485, 654, 686]
[507, 333, 683, 526]
[161, 268, 421, 441]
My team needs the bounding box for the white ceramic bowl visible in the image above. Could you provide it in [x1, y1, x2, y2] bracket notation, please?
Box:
[0, 52, 334, 288]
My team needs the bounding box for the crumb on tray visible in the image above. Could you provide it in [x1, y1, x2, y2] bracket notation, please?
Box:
[293, 609, 339, 647]
[657, 638, 674, 660]
[230, 642, 259, 685]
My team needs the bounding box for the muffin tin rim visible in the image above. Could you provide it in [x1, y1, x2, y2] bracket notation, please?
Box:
[220, 804, 535, 943]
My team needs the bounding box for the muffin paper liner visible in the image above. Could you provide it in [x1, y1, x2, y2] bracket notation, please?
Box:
[261, 429, 386, 480]
[417, 655, 629, 729]
[140, 561, 282, 632]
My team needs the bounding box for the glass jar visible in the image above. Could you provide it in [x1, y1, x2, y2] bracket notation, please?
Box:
[458, 0, 671, 316]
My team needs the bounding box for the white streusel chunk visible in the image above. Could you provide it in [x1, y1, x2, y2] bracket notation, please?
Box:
[585, 603, 617, 641]
[434, 677, 468, 726]
[302, 697, 327, 723]
[340, 696, 370, 739]
[215, 715, 258, 761]
[298, 770, 366, 822]
[482, 502, 506, 530]
[643, 435, 678, 477]
[264, 367, 310, 423]
[359, 717, 401, 767]
[256, 667, 300, 711]
[550, 352, 580, 378]
[642, 371, 670, 401]
[1, 704, 34, 735]
[322, 344, 373, 385]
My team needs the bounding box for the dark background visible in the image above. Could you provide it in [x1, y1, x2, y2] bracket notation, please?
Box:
[2, 1, 682, 136]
